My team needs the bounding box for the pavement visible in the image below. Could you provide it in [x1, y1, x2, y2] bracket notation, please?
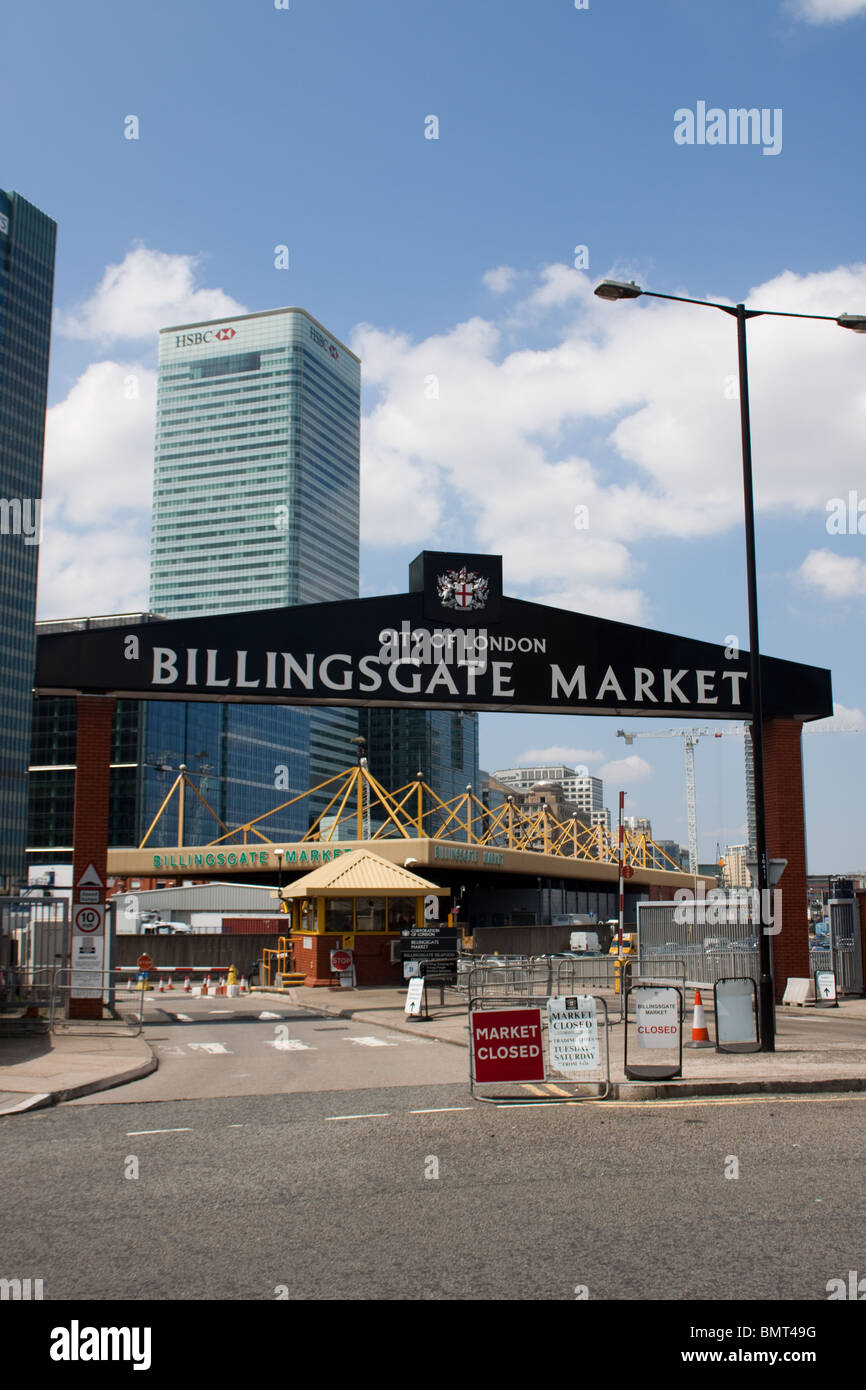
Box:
[1, 983, 864, 1110]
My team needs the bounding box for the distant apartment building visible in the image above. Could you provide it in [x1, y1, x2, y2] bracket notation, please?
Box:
[722, 844, 751, 888]
[624, 815, 653, 840]
[493, 765, 603, 817]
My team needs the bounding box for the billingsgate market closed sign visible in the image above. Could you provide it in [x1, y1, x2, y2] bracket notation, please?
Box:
[35, 551, 832, 721]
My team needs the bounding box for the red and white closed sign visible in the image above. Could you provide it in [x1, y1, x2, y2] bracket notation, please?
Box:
[471, 1008, 545, 1083]
[635, 987, 680, 1048]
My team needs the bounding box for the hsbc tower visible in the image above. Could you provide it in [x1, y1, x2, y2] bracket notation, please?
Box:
[148, 307, 361, 827]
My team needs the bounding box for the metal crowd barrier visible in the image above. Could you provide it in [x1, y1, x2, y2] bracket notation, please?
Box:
[468, 989, 611, 1104]
[50, 968, 145, 1035]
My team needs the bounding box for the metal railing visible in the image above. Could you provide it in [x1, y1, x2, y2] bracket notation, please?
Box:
[49, 968, 145, 1035]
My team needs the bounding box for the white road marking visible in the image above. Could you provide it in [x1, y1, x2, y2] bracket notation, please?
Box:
[208, 1009, 234, 1014]
[125, 1128, 193, 1136]
[258, 1011, 281, 1020]
[409, 1106, 474, 1114]
[159, 1045, 187, 1056]
[173, 1014, 193, 1023]
[188, 1042, 232, 1054]
[265, 1039, 315, 1051]
[325, 1112, 391, 1121]
[344, 1036, 395, 1048]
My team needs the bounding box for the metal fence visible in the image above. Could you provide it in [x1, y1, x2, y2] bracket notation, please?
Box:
[468, 989, 611, 1103]
[637, 899, 760, 989]
[1, 896, 69, 1007]
[819, 897, 863, 996]
[49, 968, 145, 1035]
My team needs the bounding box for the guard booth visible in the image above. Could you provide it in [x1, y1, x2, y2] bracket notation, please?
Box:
[277, 849, 449, 986]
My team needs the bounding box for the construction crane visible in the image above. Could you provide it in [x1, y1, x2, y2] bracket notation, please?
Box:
[616, 727, 746, 877]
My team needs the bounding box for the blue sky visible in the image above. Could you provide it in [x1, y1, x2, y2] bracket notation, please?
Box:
[3, 0, 865, 868]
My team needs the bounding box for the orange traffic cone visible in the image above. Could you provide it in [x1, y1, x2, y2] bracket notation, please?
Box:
[157, 977, 165, 993]
[201, 975, 209, 996]
[239, 976, 248, 994]
[183, 976, 191, 993]
[687, 989, 712, 1048]
[166, 976, 174, 991]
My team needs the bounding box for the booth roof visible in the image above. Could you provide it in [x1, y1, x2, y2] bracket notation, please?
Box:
[278, 848, 447, 899]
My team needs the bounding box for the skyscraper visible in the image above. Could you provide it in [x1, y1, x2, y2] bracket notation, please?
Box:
[0, 188, 56, 890]
[360, 707, 480, 819]
[148, 307, 361, 831]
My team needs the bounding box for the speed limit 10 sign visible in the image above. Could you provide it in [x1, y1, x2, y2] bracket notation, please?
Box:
[74, 905, 104, 934]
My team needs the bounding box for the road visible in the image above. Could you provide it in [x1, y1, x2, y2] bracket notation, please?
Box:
[68, 991, 467, 1103]
[2, 987, 865, 1304]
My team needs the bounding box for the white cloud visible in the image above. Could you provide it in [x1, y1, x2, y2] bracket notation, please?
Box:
[805, 702, 865, 733]
[354, 260, 866, 620]
[58, 245, 246, 343]
[797, 548, 866, 599]
[513, 746, 605, 767]
[597, 754, 654, 784]
[482, 266, 518, 293]
[790, 0, 866, 22]
[38, 360, 157, 617]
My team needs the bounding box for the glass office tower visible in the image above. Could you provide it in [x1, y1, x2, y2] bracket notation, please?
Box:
[0, 188, 56, 890]
[359, 708, 480, 824]
[149, 307, 361, 834]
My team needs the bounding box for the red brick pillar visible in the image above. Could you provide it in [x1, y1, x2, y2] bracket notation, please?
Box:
[69, 696, 115, 1020]
[762, 719, 809, 999]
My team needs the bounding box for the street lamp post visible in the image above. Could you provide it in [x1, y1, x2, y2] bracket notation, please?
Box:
[594, 279, 865, 1051]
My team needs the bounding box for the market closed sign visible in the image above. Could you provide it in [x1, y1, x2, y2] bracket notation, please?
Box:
[471, 1008, 545, 1082]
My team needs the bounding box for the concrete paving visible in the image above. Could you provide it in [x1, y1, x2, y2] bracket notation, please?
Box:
[0, 1029, 155, 1112]
[1, 983, 864, 1109]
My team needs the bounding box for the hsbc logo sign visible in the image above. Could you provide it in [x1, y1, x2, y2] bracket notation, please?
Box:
[309, 325, 339, 361]
[174, 326, 237, 348]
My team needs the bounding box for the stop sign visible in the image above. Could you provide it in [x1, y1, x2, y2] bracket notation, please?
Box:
[330, 950, 352, 972]
[137, 953, 153, 972]
[621, 865, 635, 879]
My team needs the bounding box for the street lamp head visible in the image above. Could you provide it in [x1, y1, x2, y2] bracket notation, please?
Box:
[594, 279, 643, 302]
[836, 312, 866, 334]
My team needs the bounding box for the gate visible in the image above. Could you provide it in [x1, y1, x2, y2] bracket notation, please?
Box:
[637, 898, 759, 990]
[826, 897, 863, 996]
[0, 896, 70, 1010]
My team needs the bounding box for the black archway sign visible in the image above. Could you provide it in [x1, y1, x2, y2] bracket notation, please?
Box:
[35, 551, 832, 721]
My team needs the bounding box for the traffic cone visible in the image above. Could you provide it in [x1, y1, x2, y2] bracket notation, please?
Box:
[239, 976, 248, 994]
[183, 976, 191, 993]
[201, 975, 209, 996]
[166, 976, 174, 990]
[687, 989, 712, 1048]
[157, 977, 165, 993]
